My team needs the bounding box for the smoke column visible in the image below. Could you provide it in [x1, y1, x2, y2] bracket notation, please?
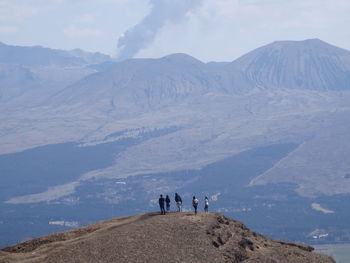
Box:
[116, 0, 203, 61]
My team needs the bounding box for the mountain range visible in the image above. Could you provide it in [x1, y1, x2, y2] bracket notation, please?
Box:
[1, 39, 350, 246]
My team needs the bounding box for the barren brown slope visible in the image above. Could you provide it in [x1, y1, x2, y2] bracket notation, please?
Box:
[0, 212, 334, 263]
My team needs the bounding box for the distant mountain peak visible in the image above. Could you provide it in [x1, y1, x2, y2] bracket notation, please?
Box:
[162, 53, 203, 62]
[229, 38, 350, 91]
[302, 38, 324, 43]
[273, 38, 323, 44]
[268, 38, 342, 50]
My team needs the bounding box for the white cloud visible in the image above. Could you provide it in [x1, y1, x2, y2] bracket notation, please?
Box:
[64, 25, 103, 38]
[1, 0, 350, 60]
[0, 1, 40, 23]
[0, 25, 17, 34]
[75, 14, 97, 24]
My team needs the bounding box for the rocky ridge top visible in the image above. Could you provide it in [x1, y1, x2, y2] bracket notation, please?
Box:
[0, 212, 334, 263]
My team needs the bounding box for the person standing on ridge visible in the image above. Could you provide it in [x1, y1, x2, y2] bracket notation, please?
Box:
[192, 196, 199, 215]
[175, 193, 182, 212]
[165, 195, 171, 212]
[204, 196, 209, 212]
[159, 194, 166, 215]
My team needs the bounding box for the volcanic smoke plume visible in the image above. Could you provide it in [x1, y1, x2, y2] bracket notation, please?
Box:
[116, 0, 202, 61]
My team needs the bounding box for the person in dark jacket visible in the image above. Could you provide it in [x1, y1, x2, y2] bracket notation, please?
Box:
[165, 195, 171, 211]
[175, 193, 182, 212]
[192, 196, 199, 215]
[159, 194, 166, 215]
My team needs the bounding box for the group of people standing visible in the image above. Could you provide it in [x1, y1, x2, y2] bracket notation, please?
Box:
[158, 193, 209, 215]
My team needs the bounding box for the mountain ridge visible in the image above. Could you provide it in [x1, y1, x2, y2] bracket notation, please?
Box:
[0, 212, 334, 263]
[0, 42, 111, 67]
[45, 38, 350, 114]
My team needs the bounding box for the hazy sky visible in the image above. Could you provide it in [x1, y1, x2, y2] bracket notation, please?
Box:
[1, 0, 350, 62]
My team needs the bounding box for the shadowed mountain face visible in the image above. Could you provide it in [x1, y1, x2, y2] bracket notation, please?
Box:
[0, 64, 41, 103]
[227, 39, 350, 90]
[0, 213, 334, 263]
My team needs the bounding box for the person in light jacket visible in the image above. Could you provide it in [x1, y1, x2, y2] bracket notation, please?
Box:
[204, 196, 209, 212]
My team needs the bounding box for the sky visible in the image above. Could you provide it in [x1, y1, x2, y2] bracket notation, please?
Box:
[0, 0, 350, 62]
